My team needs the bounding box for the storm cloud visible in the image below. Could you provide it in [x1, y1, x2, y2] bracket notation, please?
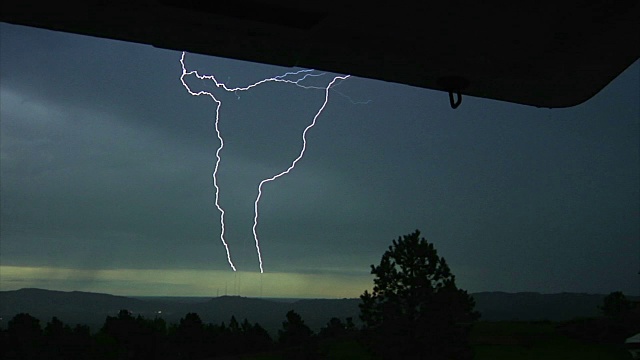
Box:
[1, 23, 638, 297]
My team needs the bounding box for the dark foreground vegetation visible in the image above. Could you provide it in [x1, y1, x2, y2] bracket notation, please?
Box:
[2, 307, 637, 360]
[0, 310, 364, 359]
[1, 309, 361, 359]
[2, 231, 638, 359]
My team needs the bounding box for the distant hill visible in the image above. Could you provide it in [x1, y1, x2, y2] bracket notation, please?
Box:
[0, 288, 360, 334]
[471, 291, 639, 322]
[185, 296, 361, 334]
[1, 288, 634, 334]
[0, 288, 158, 331]
[0, 288, 149, 314]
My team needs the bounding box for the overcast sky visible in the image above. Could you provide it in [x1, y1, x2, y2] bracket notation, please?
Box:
[1, 23, 638, 298]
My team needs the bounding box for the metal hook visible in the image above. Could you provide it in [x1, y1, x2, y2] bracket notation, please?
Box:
[448, 90, 462, 109]
[438, 76, 469, 110]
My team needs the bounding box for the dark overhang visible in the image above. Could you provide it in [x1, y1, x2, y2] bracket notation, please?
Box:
[2, 1, 638, 107]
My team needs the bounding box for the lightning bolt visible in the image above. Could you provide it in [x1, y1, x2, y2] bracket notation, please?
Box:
[180, 52, 236, 271]
[180, 51, 349, 272]
[252, 74, 349, 273]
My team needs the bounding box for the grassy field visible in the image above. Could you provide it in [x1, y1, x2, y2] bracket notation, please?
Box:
[471, 321, 632, 360]
[236, 339, 374, 360]
[238, 321, 632, 359]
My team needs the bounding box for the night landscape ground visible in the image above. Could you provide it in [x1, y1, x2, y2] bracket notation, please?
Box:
[1, 288, 638, 359]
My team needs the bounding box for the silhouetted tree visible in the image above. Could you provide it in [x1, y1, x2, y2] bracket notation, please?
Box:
[599, 291, 634, 317]
[241, 318, 252, 333]
[219, 315, 243, 355]
[41, 317, 94, 360]
[279, 310, 313, 346]
[1, 311, 274, 360]
[319, 317, 349, 339]
[278, 310, 316, 359]
[6, 313, 44, 359]
[68, 324, 93, 360]
[0, 328, 8, 360]
[244, 322, 273, 353]
[44, 316, 70, 338]
[43, 317, 73, 359]
[174, 312, 208, 359]
[596, 291, 640, 343]
[98, 309, 167, 360]
[359, 230, 479, 360]
[344, 317, 356, 332]
[214, 316, 273, 356]
[228, 315, 240, 333]
[99, 309, 138, 359]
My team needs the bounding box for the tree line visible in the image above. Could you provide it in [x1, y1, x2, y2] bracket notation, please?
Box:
[1, 308, 360, 359]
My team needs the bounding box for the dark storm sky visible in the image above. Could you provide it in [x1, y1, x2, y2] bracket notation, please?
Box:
[1, 23, 638, 297]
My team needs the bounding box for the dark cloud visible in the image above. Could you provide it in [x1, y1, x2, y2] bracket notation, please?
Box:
[1, 22, 638, 296]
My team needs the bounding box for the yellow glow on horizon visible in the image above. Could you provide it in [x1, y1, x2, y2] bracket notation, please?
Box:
[0, 265, 373, 298]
